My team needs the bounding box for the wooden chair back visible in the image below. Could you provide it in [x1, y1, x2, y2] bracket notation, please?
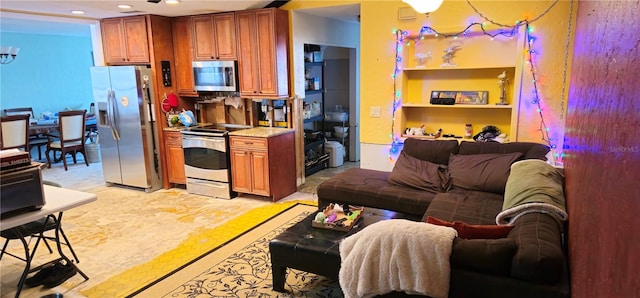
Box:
[58, 110, 87, 146]
[0, 114, 30, 152]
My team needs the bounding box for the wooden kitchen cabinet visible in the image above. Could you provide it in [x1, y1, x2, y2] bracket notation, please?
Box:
[192, 13, 237, 61]
[235, 8, 290, 98]
[229, 131, 295, 201]
[171, 16, 198, 97]
[101, 15, 150, 64]
[164, 130, 186, 185]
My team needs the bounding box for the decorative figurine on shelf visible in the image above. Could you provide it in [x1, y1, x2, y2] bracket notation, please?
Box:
[441, 45, 461, 67]
[405, 125, 426, 136]
[414, 51, 432, 68]
[497, 71, 509, 105]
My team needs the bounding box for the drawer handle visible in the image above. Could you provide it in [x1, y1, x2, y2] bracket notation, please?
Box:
[244, 142, 253, 145]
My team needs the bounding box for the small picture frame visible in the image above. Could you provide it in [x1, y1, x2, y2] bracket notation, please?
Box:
[431, 91, 457, 99]
[455, 91, 489, 105]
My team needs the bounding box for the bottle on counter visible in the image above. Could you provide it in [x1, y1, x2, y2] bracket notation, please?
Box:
[465, 124, 473, 139]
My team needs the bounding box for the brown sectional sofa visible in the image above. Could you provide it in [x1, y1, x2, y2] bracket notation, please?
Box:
[317, 139, 570, 298]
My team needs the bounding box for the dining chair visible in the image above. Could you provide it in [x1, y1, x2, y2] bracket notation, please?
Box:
[45, 110, 89, 171]
[0, 114, 31, 155]
[3, 107, 48, 160]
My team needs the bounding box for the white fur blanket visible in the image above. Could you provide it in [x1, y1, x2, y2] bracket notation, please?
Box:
[339, 219, 457, 298]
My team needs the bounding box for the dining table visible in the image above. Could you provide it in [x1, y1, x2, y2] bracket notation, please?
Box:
[29, 121, 98, 137]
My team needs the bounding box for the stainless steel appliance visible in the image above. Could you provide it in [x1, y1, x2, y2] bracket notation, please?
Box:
[192, 60, 238, 92]
[90, 66, 162, 192]
[181, 124, 250, 199]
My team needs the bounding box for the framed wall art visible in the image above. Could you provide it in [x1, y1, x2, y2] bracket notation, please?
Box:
[455, 91, 489, 105]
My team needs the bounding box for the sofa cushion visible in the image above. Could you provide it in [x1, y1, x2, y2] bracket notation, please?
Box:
[451, 238, 517, 276]
[425, 216, 514, 239]
[448, 152, 523, 194]
[458, 141, 550, 161]
[509, 212, 565, 284]
[402, 138, 460, 165]
[317, 168, 436, 218]
[388, 151, 450, 192]
[423, 191, 503, 225]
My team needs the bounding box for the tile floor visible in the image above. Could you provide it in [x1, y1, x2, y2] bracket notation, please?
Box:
[0, 154, 359, 297]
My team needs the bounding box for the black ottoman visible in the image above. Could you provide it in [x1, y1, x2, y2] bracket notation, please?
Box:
[269, 207, 412, 292]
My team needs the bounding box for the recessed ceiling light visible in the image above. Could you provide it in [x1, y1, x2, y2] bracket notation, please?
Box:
[71, 10, 85, 14]
[118, 4, 132, 9]
[166, 0, 180, 4]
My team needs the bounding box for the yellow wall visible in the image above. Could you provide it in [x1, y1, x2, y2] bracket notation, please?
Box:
[285, 0, 575, 162]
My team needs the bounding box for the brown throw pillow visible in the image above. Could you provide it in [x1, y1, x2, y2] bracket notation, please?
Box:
[402, 138, 460, 165]
[448, 152, 523, 194]
[425, 216, 514, 239]
[388, 151, 450, 193]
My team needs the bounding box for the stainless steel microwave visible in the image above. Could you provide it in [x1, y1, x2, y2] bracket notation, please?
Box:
[192, 60, 238, 92]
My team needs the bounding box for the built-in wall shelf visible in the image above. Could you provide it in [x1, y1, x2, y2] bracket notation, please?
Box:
[402, 103, 513, 109]
[305, 89, 323, 95]
[303, 114, 323, 123]
[397, 26, 526, 140]
[402, 66, 516, 71]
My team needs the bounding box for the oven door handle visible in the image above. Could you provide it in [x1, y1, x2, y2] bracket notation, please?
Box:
[182, 136, 226, 144]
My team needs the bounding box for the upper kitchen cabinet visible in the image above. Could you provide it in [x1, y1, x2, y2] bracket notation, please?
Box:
[171, 16, 198, 97]
[236, 8, 290, 98]
[101, 16, 150, 65]
[192, 13, 237, 61]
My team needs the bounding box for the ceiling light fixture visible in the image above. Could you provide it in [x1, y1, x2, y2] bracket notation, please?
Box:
[118, 4, 132, 9]
[165, 0, 180, 4]
[71, 10, 85, 14]
[0, 46, 20, 64]
[402, 0, 444, 15]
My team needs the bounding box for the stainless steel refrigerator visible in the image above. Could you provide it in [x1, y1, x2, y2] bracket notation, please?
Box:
[90, 66, 162, 192]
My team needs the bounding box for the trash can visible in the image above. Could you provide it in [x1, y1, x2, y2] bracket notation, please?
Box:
[325, 141, 344, 167]
[86, 143, 101, 163]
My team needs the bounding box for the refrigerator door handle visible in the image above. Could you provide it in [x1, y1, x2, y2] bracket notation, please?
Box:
[108, 90, 121, 140]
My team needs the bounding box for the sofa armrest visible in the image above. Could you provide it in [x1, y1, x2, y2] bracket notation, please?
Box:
[508, 212, 566, 284]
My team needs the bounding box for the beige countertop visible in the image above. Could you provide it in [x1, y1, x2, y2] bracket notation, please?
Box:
[229, 127, 295, 138]
[163, 126, 185, 132]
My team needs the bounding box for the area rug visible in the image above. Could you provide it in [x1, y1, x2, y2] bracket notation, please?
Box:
[127, 203, 342, 297]
[80, 202, 341, 297]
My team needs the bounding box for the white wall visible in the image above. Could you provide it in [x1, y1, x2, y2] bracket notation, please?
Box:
[291, 11, 360, 99]
[291, 10, 363, 163]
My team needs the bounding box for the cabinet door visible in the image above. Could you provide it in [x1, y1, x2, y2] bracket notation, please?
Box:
[192, 15, 217, 60]
[164, 131, 186, 184]
[213, 13, 237, 60]
[249, 150, 270, 196]
[171, 17, 197, 96]
[255, 9, 278, 96]
[235, 11, 260, 95]
[101, 18, 127, 64]
[230, 149, 252, 193]
[122, 16, 150, 63]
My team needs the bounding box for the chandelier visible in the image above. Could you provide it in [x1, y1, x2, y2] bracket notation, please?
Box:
[402, 0, 444, 15]
[0, 46, 20, 64]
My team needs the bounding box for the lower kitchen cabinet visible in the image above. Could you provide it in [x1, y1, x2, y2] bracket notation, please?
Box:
[229, 131, 295, 201]
[164, 130, 186, 184]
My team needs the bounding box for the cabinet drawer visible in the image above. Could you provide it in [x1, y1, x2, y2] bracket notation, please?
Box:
[230, 136, 267, 150]
[165, 131, 183, 146]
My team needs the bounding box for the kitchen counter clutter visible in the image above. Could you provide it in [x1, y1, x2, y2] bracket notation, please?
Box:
[228, 127, 295, 138]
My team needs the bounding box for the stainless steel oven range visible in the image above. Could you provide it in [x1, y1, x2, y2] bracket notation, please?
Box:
[180, 124, 250, 199]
